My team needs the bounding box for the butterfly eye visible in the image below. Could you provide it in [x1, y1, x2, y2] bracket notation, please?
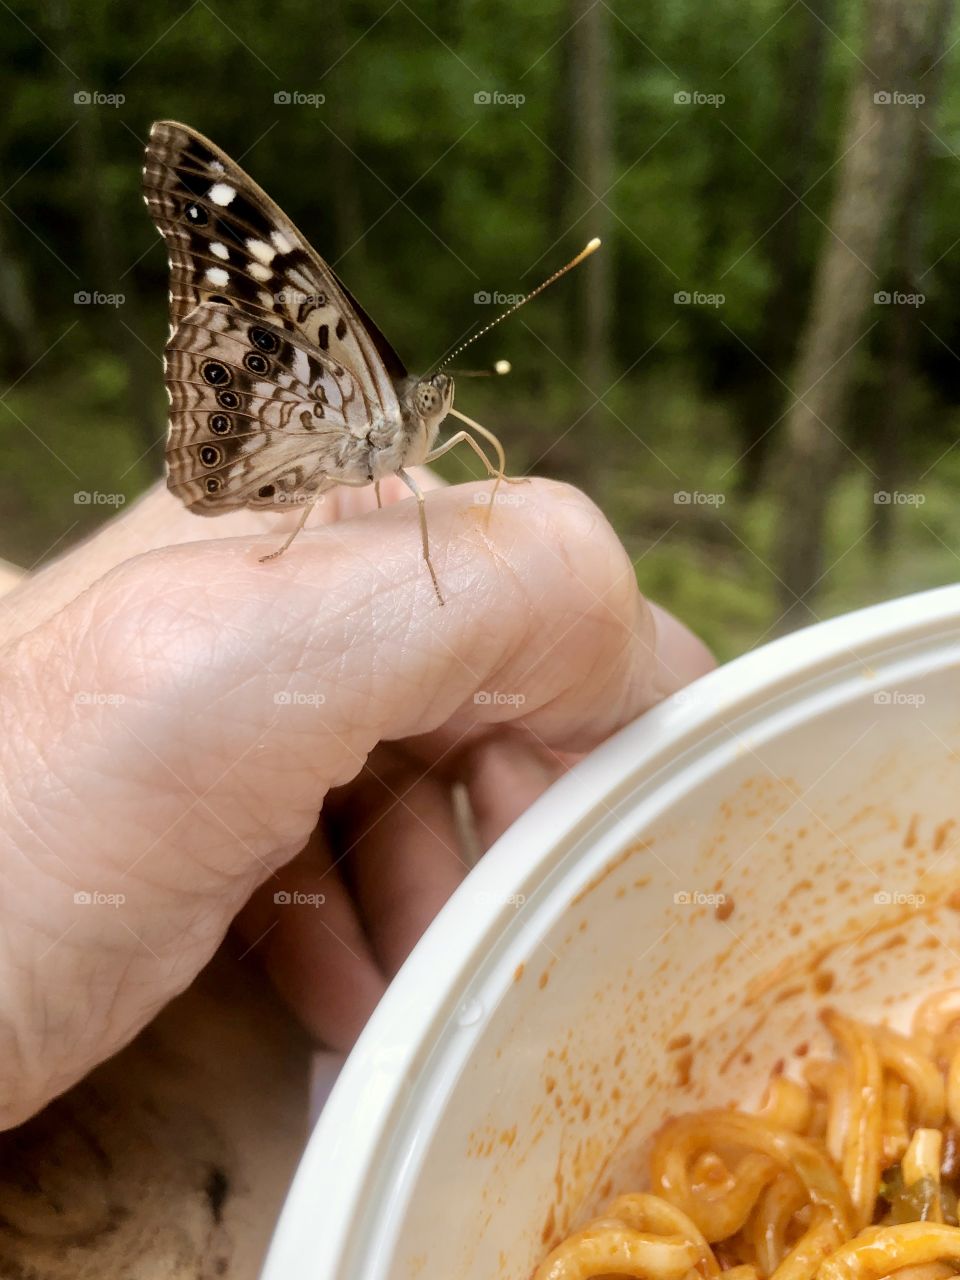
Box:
[185, 203, 209, 225]
[258, 484, 276, 499]
[205, 477, 220, 493]
[244, 352, 270, 375]
[210, 414, 231, 434]
[199, 445, 222, 467]
[249, 327, 279, 354]
[202, 360, 231, 386]
[217, 390, 240, 409]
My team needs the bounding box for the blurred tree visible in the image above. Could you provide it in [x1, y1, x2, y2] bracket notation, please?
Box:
[732, 0, 835, 498]
[774, 0, 950, 629]
[870, 0, 954, 556]
[568, 0, 612, 408]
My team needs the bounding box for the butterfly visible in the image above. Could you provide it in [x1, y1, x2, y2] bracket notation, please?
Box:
[142, 120, 599, 603]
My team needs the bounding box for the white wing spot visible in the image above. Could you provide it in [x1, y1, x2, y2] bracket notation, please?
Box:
[210, 242, 229, 260]
[248, 262, 272, 282]
[205, 266, 230, 287]
[210, 160, 225, 175]
[246, 238, 275, 265]
[271, 231, 294, 254]
[208, 183, 236, 206]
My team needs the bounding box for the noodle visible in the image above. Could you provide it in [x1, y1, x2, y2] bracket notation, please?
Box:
[533, 997, 960, 1280]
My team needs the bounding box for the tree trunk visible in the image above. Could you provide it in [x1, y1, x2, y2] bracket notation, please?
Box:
[774, 0, 945, 630]
[734, 0, 834, 497]
[871, 0, 953, 555]
[568, 0, 613, 406]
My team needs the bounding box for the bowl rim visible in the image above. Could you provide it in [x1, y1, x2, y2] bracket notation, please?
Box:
[261, 583, 960, 1280]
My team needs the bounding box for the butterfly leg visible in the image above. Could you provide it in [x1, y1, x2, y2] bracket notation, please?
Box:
[424, 430, 510, 524]
[259, 497, 321, 563]
[398, 467, 444, 607]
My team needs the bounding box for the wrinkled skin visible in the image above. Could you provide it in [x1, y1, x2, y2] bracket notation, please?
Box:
[0, 471, 713, 1129]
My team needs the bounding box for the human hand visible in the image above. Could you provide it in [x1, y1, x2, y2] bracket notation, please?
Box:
[0, 472, 712, 1128]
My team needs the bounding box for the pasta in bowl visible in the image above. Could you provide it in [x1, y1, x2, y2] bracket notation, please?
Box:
[261, 588, 960, 1280]
[535, 996, 960, 1280]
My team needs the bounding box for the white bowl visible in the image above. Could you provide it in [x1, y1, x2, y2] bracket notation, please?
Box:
[261, 585, 960, 1280]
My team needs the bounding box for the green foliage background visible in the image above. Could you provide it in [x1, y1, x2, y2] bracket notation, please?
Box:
[1, 0, 959, 659]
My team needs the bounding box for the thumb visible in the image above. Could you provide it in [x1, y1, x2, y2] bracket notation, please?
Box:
[0, 478, 711, 1124]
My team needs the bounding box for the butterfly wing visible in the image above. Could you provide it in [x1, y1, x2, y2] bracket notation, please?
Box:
[165, 302, 373, 513]
[142, 120, 404, 422]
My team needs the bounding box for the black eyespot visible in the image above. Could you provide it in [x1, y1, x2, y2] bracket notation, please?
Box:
[249, 326, 279, 353]
[205, 477, 220, 493]
[202, 361, 231, 386]
[217, 390, 240, 409]
[185, 203, 209, 225]
[244, 351, 269, 375]
[208, 294, 231, 306]
[199, 445, 221, 466]
[258, 484, 276, 499]
[210, 414, 231, 434]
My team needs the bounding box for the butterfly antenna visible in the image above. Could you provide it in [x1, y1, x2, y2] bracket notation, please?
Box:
[434, 238, 601, 375]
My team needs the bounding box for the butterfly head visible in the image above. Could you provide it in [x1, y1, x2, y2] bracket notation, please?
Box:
[401, 371, 455, 459]
[414, 372, 454, 422]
